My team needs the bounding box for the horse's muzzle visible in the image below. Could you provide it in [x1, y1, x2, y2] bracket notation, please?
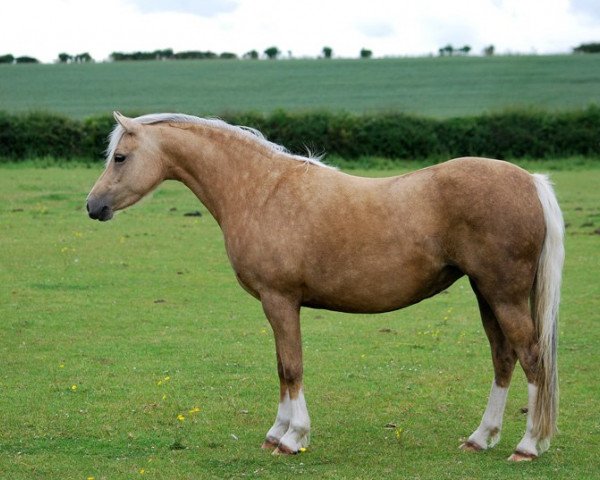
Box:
[86, 199, 113, 221]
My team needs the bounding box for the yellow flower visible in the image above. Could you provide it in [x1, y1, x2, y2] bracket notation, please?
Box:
[87, 477, 95, 480]
[139, 468, 145, 474]
[59, 363, 65, 368]
[71, 384, 78, 391]
[177, 414, 185, 421]
[299, 447, 307, 453]
[188, 406, 201, 414]
[395, 427, 404, 442]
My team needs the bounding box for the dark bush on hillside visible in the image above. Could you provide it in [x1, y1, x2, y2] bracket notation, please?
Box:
[573, 43, 600, 54]
[1, 107, 599, 162]
[15, 56, 39, 64]
[434, 111, 553, 158]
[0, 112, 84, 158]
[82, 115, 118, 159]
[174, 51, 218, 60]
[224, 107, 600, 160]
[111, 50, 174, 61]
[434, 108, 600, 159]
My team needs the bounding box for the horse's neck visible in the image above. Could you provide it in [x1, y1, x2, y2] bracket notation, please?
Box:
[165, 125, 295, 225]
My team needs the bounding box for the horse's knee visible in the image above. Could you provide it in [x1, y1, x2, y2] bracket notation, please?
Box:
[515, 347, 540, 383]
[490, 341, 518, 387]
[277, 361, 303, 393]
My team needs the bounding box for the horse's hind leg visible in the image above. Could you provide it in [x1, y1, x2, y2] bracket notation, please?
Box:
[490, 301, 545, 461]
[461, 281, 517, 452]
[260, 292, 310, 455]
[469, 280, 546, 461]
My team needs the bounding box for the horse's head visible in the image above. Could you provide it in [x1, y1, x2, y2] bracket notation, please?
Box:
[87, 112, 166, 221]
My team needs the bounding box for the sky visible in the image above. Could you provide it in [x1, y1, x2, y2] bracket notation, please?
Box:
[0, 0, 599, 62]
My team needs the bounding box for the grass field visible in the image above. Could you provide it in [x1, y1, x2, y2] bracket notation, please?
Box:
[1, 55, 600, 119]
[1, 162, 599, 479]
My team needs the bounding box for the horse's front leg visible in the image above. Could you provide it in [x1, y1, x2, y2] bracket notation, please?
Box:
[260, 292, 310, 454]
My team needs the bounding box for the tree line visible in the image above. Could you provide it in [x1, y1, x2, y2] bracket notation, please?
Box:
[110, 49, 235, 61]
[1, 42, 598, 65]
[0, 46, 367, 64]
[0, 54, 40, 64]
[573, 42, 600, 54]
[109, 46, 370, 61]
[0, 52, 93, 64]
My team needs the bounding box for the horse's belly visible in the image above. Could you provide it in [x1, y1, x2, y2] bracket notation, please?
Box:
[301, 263, 463, 314]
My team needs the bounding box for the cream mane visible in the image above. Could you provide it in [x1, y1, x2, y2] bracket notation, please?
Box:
[106, 113, 331, 168]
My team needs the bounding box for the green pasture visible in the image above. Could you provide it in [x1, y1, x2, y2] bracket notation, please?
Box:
[1, 162, 599, 479]
[1, 55, 599, 119]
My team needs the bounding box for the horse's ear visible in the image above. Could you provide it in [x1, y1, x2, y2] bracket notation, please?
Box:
[113, 111, 138, 133]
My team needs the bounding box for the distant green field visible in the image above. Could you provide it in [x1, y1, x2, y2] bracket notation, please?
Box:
[1, 55, 599, 119]
[1, 163, 599, 479]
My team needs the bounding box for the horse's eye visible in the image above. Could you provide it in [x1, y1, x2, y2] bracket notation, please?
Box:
[114, 153, 127, 163]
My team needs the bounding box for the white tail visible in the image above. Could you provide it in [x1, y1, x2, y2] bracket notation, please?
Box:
[531, 173, 565, 447]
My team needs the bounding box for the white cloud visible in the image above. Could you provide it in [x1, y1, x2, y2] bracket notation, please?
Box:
[356, 21, 395, 39]
[0, 0, 598, 62]
[128, 0, 239, 17]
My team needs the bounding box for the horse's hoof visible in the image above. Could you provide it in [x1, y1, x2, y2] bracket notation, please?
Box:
[508, 450, 537, 462]
[459, 440, 484, 452]
[272, 443, 297, 455]
[261, 437, 279, 450]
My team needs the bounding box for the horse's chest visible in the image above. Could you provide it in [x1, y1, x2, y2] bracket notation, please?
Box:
[233, 270, 261, 300]
[225, 235, 300, 297]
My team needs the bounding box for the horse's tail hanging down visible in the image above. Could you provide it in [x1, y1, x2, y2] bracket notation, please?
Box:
[530, 173, 565, 449]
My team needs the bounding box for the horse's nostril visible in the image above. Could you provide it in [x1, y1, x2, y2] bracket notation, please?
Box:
[86, 202, 90, 213]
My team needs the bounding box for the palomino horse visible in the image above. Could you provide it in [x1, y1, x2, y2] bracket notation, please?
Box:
[87, 112, 564, 461]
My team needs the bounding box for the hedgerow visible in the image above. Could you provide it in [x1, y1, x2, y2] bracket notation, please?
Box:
[1, 107, 599, 162]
